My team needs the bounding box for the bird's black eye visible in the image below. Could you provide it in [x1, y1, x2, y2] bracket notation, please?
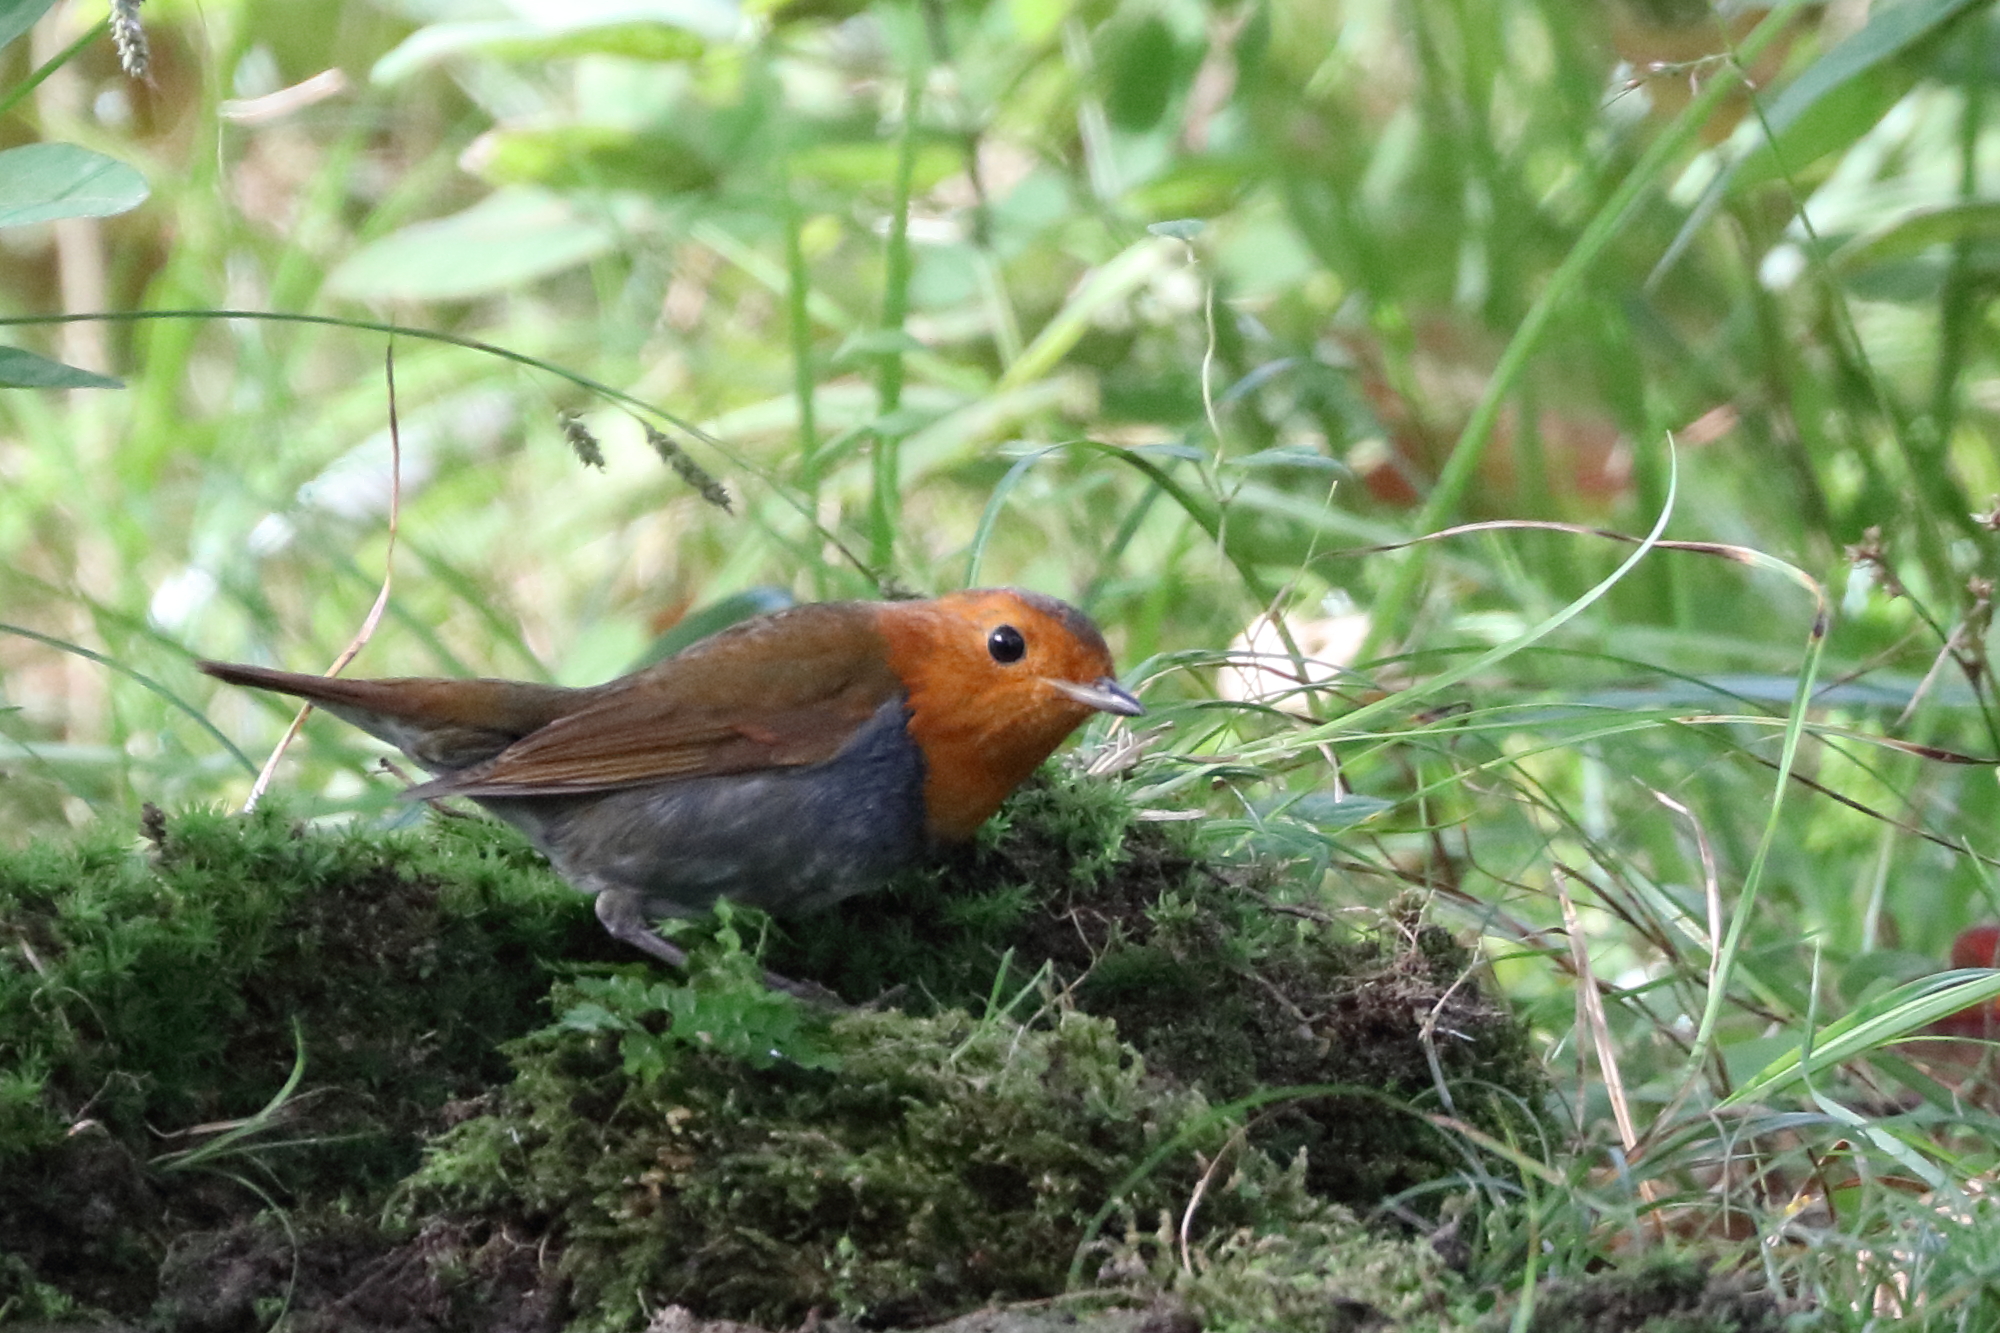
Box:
[987, 624, 1026, 664]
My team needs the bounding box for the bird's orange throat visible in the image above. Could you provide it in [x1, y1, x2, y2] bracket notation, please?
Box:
[903, 688, 1090, 841]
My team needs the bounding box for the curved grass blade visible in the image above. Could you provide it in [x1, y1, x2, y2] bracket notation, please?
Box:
[0, 621, 258, 777]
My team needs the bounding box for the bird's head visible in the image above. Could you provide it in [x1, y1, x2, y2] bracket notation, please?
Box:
[874, 588, 1143, 839]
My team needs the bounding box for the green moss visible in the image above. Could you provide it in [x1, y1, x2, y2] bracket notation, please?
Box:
[1106, 1180, 1476, 1333]
[0, 768, 1548, 1329]
[403, 994, 1481, 1332]
[401, 1005, 1220, 1329]
[1486, 1255, 1789, 1333]
[772, 765, 1547, 1207]
[0, 1247, 87, 1323]
[0, 802, 599, 1320]
[0, 803, 598, 1173]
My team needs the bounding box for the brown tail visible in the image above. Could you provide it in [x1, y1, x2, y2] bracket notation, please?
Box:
[199, 661, 411, 711]
[199, 660, 587, 771]
[200, 661, 578, 724]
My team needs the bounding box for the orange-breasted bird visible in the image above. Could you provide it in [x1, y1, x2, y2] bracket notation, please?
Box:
[200, 589, 1143, 976]
[1932, 924, 2000, 1039]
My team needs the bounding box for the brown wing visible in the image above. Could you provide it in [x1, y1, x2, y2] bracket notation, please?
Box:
[414, 601, 904, 798]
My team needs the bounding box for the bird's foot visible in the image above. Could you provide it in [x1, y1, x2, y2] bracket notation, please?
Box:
[595, 889, 692, 969]
[595, 890, 843, 1006]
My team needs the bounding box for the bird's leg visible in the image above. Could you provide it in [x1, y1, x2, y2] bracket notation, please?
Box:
[592, 888, 843, 1007]
[594, 888, 691, 969]
[760, 967, 845, 1008]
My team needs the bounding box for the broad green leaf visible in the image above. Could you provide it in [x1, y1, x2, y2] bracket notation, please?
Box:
[0, 0, 60, 55]
[1102, 14, 1181, 132]
[1654, 0, 1984, 282]
[1841, 252, 2000, 302]
[373, 0, 741, 83]
[1131, 152, 1253, 214]
[374, 19, 706, 82]
[0, 345, 122, 389]
[789, 138, 959, 192]
[466, 124, 719, 194]
[1727, 0, 1986, 193]
[1834, 200, 2000, 270]
[326, 188, 627, 300]
[0, 144, 149, 227]
[1726, 58, 1919, 195]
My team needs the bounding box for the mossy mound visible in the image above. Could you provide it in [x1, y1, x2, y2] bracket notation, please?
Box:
[403, 1004, 1222, 1329]
[772, 768, 1545, 1206]
[1483, 1255, 1788, 1333]
[0, 803, 601, 1168]
[399, 987, 1477, 1331]
[1102, 1190, 1472, 1333]
[0, 768, 1543, 1329]
[0, 803, 602, 1323]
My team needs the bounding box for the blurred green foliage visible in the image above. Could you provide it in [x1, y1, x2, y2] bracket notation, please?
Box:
[12, 0, 2000, 1322]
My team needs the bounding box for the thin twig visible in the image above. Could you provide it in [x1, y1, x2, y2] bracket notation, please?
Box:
[244, 347, 404, 811]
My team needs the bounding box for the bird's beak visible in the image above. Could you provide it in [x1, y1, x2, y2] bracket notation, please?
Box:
[1048, 675, 1146, 717]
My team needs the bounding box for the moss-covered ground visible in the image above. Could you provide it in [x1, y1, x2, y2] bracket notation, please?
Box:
[0, 771, 1784, 1331]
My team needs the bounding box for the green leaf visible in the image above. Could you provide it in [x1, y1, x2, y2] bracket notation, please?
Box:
[326, 188, 628, 300]
[789, 137, 959, 191]
[1726, 58, 1919, 195]
[1222, 444, 1343, 472]
[1282, 792, 1395, 830]
[1101, 14, 1181, 133]
[1729, 0, 1985, 192]
[556, 1001, 628, 1033]
[1654, 0, 1984, 282]
[373, 9, 725, 84]
[466, 124, 720, 195]
[0, 345, 121, 389]
[1132, 164, 1248, 219]
[560, 963, 839, 1078]
[0, 143, 149, 228]
[1834, 199, 2000, 270]
[0, 0, 59, 56]
[832, 328, 927, 365]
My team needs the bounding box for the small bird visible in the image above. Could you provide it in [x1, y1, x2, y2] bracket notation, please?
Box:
[1932, 924, 2000, 1038]
[200, 589, 1143, 978]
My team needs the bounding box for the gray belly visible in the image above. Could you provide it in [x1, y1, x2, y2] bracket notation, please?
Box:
[473, 697, 928, 918]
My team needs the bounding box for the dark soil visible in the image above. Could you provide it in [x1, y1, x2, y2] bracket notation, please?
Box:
[153, 1215, 566, 1333]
